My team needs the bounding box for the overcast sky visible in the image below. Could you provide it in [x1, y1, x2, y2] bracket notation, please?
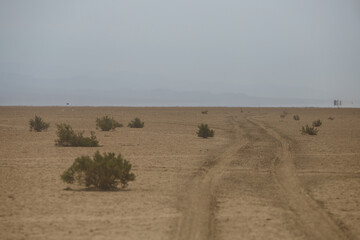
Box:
[0, 0, 359, 106]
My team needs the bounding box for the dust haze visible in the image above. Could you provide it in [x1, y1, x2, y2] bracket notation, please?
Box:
[1, 1, 360, 240]
[1, 0, 359, 106]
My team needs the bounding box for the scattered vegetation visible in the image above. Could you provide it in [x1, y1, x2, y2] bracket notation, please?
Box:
[312, 119, 322, 127]
[96, 116, 123, 131]
[197, 124, 215, 138]
[293, 114, 300, 121]
[55, 123, 99, 147]
[328, 117, 334, 120]
[201, 110, 208, 114]
[301, 124, 319, 135]
[29, 115, 50, 132]
[128, 117, 144, 128]
[61, 151, 135, 190]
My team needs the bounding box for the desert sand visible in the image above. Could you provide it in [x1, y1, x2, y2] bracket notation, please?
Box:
[0, 107, 359, 240]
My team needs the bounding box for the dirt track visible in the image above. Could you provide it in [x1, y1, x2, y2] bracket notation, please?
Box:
[0, 107, 359, 239]
[247, 118, 347, 240]
[175, 116, 248, 240]
[175, 114, 352, 240]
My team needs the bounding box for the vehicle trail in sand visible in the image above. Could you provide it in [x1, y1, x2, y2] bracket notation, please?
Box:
[175, 115, 348, 240]
[175, 116, 248, 240]
[248, 117, 348, 240]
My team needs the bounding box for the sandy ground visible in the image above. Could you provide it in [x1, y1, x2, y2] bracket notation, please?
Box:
[0, 107, 359, 240]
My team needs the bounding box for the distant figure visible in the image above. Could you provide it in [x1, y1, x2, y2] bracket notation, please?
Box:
[66, 103, 70, 106]
[334, 99, 341, 108]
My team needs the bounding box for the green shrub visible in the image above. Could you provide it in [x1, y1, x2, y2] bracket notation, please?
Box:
[128, 117, 144, 128]
[29, 115, 50, 132]
[61, 151, 135, 190]
[312, 119, 322, 127]
[55, 123, 99, 147]
[301, 124, 318, 135]
[96, 116, 123, 131]
[197, 124, 215, 138]
[293, 115, 300, 121]
[201, 110, 208, 114]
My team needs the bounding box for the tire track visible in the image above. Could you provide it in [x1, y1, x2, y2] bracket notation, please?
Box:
[175, 116, 248, 240]
[247, 117, 348, 240]
[175, 115, 348, 240]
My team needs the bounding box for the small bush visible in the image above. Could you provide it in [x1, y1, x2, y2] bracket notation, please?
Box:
[328, 117, 334, 120]
[96, 116, 123, 131]
[29, 115, 50, 132]
[197, 124, 215, 138]
[55, 123, 99, 147]
[293, 115, 300, 121]
[301, 124, 318, 135]
[201, 110, 208, 114]
[128, 117, 144, 128]
[312, 119, 322, 127]
[61, 151, 135, 190]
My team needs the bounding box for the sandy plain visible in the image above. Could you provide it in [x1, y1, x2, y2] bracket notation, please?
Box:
[0, 106, 359, 240]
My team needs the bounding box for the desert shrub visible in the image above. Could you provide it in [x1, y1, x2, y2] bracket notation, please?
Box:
[197, 124, 215, 138]
[29, 115, 50, 132]
[201, 110, 208, 114]
[55, 123, 99, 147]
[312, 119, 322, 127]
[301, 124, 318, 135]
[61, 151, 135, 190]
[328, 117, 334, 120]
[96, 116, 123, 131]
[128, 117, 144, 128]
[293, 115, 300, 121]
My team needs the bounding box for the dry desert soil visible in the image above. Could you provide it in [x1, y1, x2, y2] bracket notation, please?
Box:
[0, 107, 359, 240]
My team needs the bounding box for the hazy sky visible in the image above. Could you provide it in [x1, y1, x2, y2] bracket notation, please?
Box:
[0, 0, 359, 105]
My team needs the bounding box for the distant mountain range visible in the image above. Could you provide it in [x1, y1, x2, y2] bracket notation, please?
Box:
[0, 87, 334, 107]
[0, 71, 357, 107]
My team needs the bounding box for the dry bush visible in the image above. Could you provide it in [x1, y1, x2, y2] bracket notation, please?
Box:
[201, 110, 208, 114]
[61, 151, 135, 190]
[197, 124, 215, 138]
[128, 117, 144, 128]
[96, 116, 123, 131]
[55, 123, 98, 147]
[29, 115, 50, 132]
[293, 115, 300, 121]
[312, 119, 322, 127]
[301, 124, 318, 135]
